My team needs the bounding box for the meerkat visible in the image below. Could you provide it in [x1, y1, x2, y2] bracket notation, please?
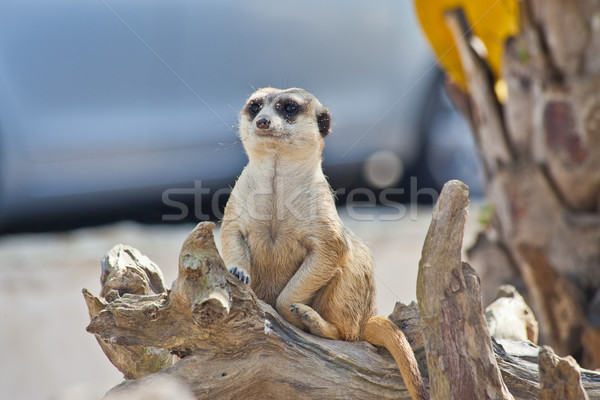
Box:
[221, 87, 428, 400]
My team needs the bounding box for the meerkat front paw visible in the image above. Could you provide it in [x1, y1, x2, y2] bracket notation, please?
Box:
[228, 266, 251, 285]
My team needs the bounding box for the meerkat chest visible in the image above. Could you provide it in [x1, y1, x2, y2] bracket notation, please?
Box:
[243, 192, 312, 300]
[238, 160, 325, 277]
[243, 176, 314, 261]
[241, 158, 322, 233]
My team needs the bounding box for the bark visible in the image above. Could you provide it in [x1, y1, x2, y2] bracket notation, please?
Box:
[417, 180, 513, 400]
[83, 245, 175, 379]
[443, 2, 600, 367]
[83, 182, 600, 399]
[539, 345, 589, 400]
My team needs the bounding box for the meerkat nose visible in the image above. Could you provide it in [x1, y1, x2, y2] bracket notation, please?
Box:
[256, 117, 271, 129]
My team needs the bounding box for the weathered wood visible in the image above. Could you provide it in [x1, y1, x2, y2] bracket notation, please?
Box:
[417, 180, 513, 400]
[86, 222, 418, 399]
[444, 9, 513, 177]
[393, 301, 600, 399]
[83, 193, 600, 399]
[99, 244, 167, 301]
[84, 245, 175, 379]
[539, 345, 589, 400]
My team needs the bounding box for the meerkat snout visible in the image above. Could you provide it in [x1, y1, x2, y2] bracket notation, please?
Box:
[256, 117, 271, 129]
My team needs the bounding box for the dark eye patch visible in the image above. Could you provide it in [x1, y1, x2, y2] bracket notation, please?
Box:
[275, 99, 302, 123]
[246, 99, 263, 119]
[283, 102, 297, 114]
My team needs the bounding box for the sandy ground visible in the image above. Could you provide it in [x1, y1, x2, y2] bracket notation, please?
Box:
[0, 204, 481, 400]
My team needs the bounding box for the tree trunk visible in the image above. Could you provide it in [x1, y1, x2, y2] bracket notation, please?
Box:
[83, 181, 600, 399]
[441, 1, 600, 367]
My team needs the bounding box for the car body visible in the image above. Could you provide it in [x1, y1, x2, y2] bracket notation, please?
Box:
[0, 0, 477, 232]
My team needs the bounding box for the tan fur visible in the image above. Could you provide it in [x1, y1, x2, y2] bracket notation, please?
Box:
[221, 88, 428, 400]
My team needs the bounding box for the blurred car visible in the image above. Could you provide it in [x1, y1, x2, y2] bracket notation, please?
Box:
[0, 0, 480, 232]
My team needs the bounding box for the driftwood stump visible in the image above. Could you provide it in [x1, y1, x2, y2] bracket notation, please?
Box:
[84, 181, 600, 399]
[417, 181, 513, 399]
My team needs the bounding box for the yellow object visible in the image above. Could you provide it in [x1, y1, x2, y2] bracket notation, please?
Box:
[494, 79, 508, 104]
[413, 0, 519, 93]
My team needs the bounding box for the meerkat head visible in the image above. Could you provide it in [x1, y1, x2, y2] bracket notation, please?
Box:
[239, 87, 331, 159]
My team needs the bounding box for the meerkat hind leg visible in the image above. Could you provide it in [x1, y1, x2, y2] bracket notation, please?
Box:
[289, 303, 341, 340]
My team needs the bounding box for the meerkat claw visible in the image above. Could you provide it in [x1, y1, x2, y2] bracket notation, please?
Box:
[289, 304, 310, 321]
[229, 266, 251, 285]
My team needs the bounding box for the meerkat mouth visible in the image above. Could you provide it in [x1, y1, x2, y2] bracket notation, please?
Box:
[254, 129, 289, 139]
[254, 129, 276, 136]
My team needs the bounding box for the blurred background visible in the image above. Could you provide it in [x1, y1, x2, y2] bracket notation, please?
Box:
[0, 1, 483, 399]
[0, 0, 481, 234]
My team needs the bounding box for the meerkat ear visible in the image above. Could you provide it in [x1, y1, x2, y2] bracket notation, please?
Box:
[316, 108, 331, 137]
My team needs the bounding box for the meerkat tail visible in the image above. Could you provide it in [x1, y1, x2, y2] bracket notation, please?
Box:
[363, 316, 429, 400]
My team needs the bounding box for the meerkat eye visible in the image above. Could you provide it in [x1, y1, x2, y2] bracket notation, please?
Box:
[247, 101, 262, 118]
[278, 101, 299, 115]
